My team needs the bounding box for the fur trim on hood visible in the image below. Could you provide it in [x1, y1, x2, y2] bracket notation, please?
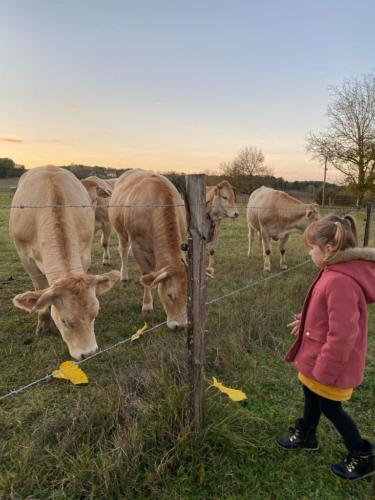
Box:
[328, 247, 375, 265]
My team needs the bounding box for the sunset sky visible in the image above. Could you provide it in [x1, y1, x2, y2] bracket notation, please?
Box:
[1, 0, 374, 181]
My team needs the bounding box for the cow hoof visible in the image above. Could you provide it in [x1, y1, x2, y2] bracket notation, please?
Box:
[102, 261, 111, 267]
[263, 267, 271, 272]
[142, 306, 153, 315]
[281, 265, 288, 271]
[206, 267, 215, 280]
[36, 323, 53, 337]
[121, 278, 129, 287]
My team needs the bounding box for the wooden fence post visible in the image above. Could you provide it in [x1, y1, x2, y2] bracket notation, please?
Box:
[185, 174, 206, 430]
[363, 202, 373, 247]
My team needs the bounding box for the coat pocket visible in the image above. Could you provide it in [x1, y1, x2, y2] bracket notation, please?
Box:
[304, 327, 326, 344]
[298, 332, 324, 367]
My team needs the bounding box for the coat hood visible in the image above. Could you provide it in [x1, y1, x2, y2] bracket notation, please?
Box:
[327, 247, 375, 303]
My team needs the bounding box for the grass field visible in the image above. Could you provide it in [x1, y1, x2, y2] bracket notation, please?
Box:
[0, 189, 374, 499]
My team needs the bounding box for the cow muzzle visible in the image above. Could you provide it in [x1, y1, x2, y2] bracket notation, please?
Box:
[69, 343, 99, 361]
[79, 346, 99, 361]
[167, 320, 186, 332]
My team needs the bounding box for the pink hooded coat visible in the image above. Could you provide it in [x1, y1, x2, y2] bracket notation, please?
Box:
[285, 248, 375, 388]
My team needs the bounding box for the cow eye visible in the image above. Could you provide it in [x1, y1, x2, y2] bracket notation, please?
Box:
[222, 195, 228, 200]
[167, 293, 174, 300]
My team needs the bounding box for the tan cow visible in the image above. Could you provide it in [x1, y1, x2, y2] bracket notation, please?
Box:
[247, 186, 319, 271]
[81, 177, 117, 265]
[109, 169, 187, 331]
[80, 175, 113, 206]
[205, 180, 239, 274]
[9, 166, 120, 360]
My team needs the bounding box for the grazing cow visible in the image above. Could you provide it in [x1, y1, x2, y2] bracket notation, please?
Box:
[81, 177, 117, 265]
[80, 175, 113, 207]
[109, 169, 187, 331]
[247, 186, 320, 271]
[9, 166, 120, 360]
[205, 181, 239, 274]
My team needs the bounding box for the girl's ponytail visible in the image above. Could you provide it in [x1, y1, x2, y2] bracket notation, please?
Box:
[332, 222, 344, 254]
[344, 215, 358, 245]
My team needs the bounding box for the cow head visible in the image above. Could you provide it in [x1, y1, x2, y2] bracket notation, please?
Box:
[296, 203, 320, 232]
[81, 176, 113, 206]
[305, 203, 320, 223]
[12, 271, 120, 360]
[140, 264, 187, 331]
[208, 181, 239, 221]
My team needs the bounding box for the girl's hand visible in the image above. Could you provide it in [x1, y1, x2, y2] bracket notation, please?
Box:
[287, 317, 300, 337]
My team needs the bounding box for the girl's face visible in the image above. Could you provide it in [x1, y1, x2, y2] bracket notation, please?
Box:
[308, 244, 326, 268]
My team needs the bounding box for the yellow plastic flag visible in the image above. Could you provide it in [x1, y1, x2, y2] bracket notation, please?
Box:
[211, 377, 247, 402]
[52, 361, 89, 385]
[131, 323, 149, 342]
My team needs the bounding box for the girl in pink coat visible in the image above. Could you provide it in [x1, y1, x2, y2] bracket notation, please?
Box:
[277, 215, 375, 481]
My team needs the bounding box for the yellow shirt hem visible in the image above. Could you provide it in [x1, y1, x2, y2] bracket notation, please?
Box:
[298, 372, 353, 401]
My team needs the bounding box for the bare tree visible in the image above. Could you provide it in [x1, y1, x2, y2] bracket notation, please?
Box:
[221, 147, 272, 177]
[307, 74, 375, 206]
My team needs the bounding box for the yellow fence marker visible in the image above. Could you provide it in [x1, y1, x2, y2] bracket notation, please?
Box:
[210, 377, 247, 402]
[52, 361, 89, 385]
[131, 323, 150, 341]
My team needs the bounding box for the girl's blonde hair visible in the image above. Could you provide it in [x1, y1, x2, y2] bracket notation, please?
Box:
[303, 215, 358, 262]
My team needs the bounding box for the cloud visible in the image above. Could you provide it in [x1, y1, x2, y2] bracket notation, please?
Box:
[0, 137, 24, 143]
[64, 103, 80, 110]
[34, 139, 64, 144]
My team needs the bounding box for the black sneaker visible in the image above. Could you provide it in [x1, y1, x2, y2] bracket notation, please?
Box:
[331, 440, 375, 481]
[277, 418, 319, 451]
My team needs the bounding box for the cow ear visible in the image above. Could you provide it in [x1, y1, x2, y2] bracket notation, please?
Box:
[140, 272, 157, 288]
[13, 288, 55, 313]
[214, 187, 219, 195]
[82, 177, 112, 200]
[97, 186, 112, 198]
[306, 206, 315, 218]
[140, 268, 169, 288]
[95, 270, 121, 295]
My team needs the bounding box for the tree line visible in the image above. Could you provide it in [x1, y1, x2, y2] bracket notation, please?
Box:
[0, 158, 26, 178]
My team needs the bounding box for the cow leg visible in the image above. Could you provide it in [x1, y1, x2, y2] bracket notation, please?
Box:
[101, 223, 112, 266]
[14, 250, 54, 336]
[142, 281, 154, 313]
[207, 243, 215, 274]
[260, 229, 272, 271]
[247, 225, 255, 258]
[29, 272, 54, 336]
[207, 220, 219, 274]
[118, 233, 131, 282]
[279, 234, 289, 270]
[130, 243, 154, 314]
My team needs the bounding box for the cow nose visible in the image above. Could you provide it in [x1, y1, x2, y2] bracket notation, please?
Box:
[167, 320, 186, 331]
[234, 211, 239, 218]
[80, 347, 99, 360]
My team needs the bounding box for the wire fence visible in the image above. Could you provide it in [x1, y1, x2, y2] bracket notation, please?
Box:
[0, 201, 370, 211]
[0, 258, 310, 402]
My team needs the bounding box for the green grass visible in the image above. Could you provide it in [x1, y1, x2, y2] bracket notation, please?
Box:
[0, 194, 375, 499]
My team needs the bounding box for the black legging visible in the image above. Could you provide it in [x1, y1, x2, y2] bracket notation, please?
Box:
[302, 384, 363, 453]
